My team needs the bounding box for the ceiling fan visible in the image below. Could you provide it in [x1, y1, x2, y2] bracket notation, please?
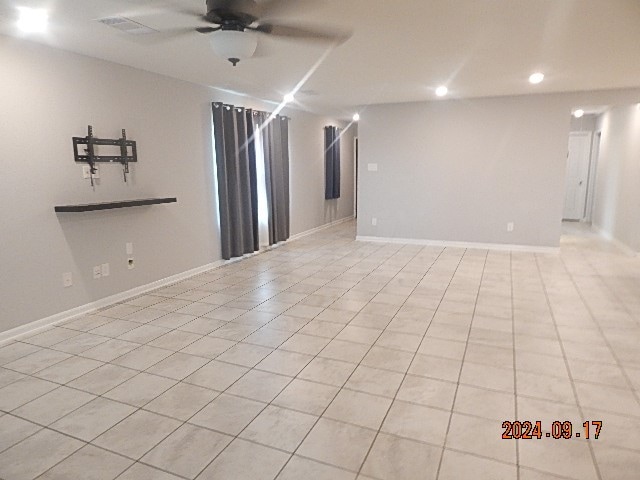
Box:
[181, 0, 351, 66]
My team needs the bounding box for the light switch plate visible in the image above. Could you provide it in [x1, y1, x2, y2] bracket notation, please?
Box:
[101, 263, 110, 277]
[367, 163, 378, 172]
[93, 266, 102, 279]
[126, 243, 133, 255]
[62, 272, 73, 288]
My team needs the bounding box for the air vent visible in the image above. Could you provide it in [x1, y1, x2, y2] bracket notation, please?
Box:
[97, 16, 156, 35]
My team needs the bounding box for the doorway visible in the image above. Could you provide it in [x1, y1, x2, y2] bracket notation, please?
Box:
[563, 131, 595, 221]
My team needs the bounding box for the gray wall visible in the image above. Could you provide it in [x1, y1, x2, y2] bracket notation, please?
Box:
[357, 90, 640, 248]
[0, 36, 354, 333]
[592, 105, 640, 252]
[289, 113, 355, 234]
[357, 95, 570, 247]
[570, 114, 598, 132]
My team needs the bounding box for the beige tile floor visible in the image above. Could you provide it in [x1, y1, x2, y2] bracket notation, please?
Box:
[1, 221, 639, 479]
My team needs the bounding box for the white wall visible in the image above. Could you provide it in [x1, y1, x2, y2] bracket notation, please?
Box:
[357, 90, 640, 248]
[592, 105, 640, 252]
[0, 36, 354, 333]
[570, 114, 598, 133]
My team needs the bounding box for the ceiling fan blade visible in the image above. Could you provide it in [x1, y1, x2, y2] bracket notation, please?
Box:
[171, 7, 206, 18]
[196, 26, 221, 34]
[256, 22, 352, 44]
[115, 26, 199, 45]
[206, 0, 259, 23]
[255, 0, 326, 19]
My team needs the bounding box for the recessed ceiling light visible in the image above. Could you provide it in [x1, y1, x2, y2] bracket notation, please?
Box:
[352, 113, 360, 122]
[529, 72, 544, 84]
[283, 93, 295, 104]
[573, 109, 585, 118]
[17, 7, 48, 33]
[435, 86, 448, 97]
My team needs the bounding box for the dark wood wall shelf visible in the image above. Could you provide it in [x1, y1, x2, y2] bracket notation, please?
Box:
[54, 197, 177, 213]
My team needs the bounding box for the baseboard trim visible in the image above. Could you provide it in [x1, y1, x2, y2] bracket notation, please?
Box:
[289, 216, 354, 241]
[356, 235, 560, 254]
[591, 225, 639, 257]
[0, 260, 237, 345]
[0, 216, 356, 345]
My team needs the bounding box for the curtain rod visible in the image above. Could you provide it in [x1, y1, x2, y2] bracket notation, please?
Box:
[212, 101, 290, 120]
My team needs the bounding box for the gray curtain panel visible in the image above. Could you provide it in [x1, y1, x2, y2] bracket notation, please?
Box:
[280, 117, 291, 240]
[325, 125, 341, 199]
[212, 102, 259, 260]
[254, 112, 290, 245]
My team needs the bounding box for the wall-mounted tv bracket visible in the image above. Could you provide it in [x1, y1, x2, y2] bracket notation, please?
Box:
[73, 125, 137, 186]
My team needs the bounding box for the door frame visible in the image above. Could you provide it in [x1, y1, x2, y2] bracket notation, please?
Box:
[584, 131, 601, 223]
[353, 136, 358, 218]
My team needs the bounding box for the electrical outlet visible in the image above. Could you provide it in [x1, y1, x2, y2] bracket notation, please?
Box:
[127, 258, 135, 270]
[507, 222, 515, 232]
[93, 266, 102, 279]
[101, 263, 110, 277]
[126, 242, 133, 255]
[62, 272, 73, 288]
[371, 217, 378, 226]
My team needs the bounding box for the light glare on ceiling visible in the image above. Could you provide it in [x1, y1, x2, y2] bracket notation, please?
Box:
[573, 109, 585, 118]
[283, 93, 295, 104]
[529, 72, 544, 84]
[17, 7, 48, 33]
[435, 86, 448, 97]
[353, 113, 360, 122]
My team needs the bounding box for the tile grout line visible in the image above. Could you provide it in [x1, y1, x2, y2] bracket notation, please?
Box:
[180, 240, 399, 479]
[353, 246, 458, 478]
[160, 238, 403, 478]
[270, 243, 444, 480]
[99, 235, 394, 480]
[509, 251, 520, 480]
[534, 254, 603, 480]
[434, 248, 490, 479]
[567, 249, 640, 405]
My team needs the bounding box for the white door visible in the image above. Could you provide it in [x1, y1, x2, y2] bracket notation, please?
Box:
[563, 132, 593, 220]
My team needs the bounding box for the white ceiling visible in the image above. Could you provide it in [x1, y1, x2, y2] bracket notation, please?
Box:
[2, 0, 640, 116]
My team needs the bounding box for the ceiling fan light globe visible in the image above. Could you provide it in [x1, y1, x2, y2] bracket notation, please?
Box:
[211, 30, 258, 64]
